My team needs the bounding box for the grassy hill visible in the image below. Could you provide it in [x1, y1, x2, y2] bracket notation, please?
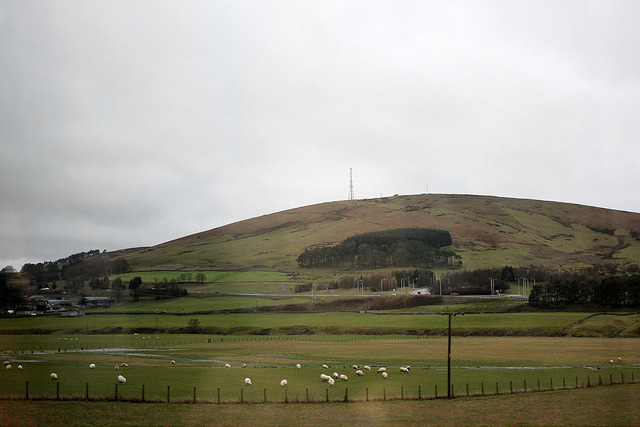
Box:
[121, 194, 640, 274]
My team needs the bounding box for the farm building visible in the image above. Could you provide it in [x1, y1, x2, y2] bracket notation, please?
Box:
[79, 297, 112, 307]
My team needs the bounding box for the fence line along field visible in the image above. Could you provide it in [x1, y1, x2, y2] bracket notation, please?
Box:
[1, 336, 638, 404]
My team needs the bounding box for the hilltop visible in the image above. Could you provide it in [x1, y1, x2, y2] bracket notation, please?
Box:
[120, 194, 640, 274]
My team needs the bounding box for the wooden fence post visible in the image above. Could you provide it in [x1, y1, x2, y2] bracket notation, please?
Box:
[193, 386, 196, 403]
[25, 381, 28, 401]
[285, 388, 288, 404]
[142, 385, 145, 402]
[384, 387, 386, 400]
[609, 373, 613, 385]
[510, 381, 513, 394]
[167, 385, 170, 403]
[217, 387, 220, 404]
[481, 383, 484, 396]
[240, 388, 244, 404]
[524, 380, 527, 393]
[326, 388, 329, 402]
[86, 383, 89, 400]
[115, 383, 118, 401]
[495, 382, 499, 395]
[57, 382, 60, 400]
[434, 385, 437, 399]
[401, 386, 403, 400]
[264, 388, 267, 403]
[344, 388, 347, 402]
[417, 386, 420, 400]
[306, 388, 309, 403]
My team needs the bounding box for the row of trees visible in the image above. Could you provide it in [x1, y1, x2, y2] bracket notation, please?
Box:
[528, 274, 640, 308]
[297, 228, 460, 269]
[128, 276, 188, 301]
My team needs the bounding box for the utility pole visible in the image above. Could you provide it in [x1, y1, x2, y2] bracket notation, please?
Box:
[440, 312, 464, 398]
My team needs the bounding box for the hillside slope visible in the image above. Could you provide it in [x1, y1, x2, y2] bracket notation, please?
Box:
[123, 194, 640, 273]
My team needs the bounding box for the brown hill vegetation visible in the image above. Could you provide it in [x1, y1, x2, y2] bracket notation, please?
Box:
[122, 194, 640, 273]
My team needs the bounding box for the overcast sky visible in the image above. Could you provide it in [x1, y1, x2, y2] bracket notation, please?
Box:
[1, 0, 639, 269]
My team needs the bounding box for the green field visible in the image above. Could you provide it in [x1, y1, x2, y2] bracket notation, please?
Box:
[1, 336, 638, 404]
[0, 311, 598, 335]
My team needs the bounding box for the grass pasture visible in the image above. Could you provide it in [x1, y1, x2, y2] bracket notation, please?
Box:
[1, 336, 638, 404]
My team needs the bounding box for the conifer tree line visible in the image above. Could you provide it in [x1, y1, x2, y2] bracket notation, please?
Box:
[297, 228, 461, 269]
[528, 274, 640, 308]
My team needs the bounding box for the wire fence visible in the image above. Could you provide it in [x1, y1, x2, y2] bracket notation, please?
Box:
[7, 372, 637, 405]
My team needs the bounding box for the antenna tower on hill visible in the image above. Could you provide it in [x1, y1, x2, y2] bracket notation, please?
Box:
[349, 168, 354, 200]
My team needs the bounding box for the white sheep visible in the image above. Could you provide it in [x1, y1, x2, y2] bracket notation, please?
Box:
[618, 357, 622, 361]
[5, 364, 11, 370]
[117, 375, 126, 384]
[89, 364, 96, 369]
[364, 365, 371, 371]
[356, 370, 364, 376]
[120, 363, 128, 368]
[50, 373, 58, 380]
[115, 365, 119, 370]
[280, 379, 288, 387]
[2, 361, 9, 365]
[320, 374, 331, 382]
[17, 365, 23, 370]
[382, 372, 388, 379]
[242, 364, 247, 368]
[225, 363, 231, 368]
[244, 377, 252, 386]
[400, 366, 410, 373]
[322, 364, 329, 369]
[610, 359, 614, 364]
[339, 374, 348, 381]
[333, 372, 339, 378]
[377, 367, 387, 373]
[352, 364, 358, 370]
[328, 378, 335, 386]
[171, 360, 176, 365]
[296, 364, 301, 370]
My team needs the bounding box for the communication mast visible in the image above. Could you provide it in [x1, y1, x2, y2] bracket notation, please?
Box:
[349, 168, 354, 200]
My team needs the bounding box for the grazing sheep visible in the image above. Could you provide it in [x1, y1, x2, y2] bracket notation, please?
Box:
[400, 366, 410, 373]
[364, 365, 371, 371]
[328, 378, 335, 386]
[225, 363, 231, 368]
[2, 361, 9, 365]
[115, 365, 120, 370]
[339, 374, 348, 381]
[356, 370, 364, 376]
[121, 363, 128, 368]
[610, 360, 614, 364]
[382, 372, 388, 379]
[320, 374, 331, 382]
[333, 372, 339, 379]
[296, 364, 301, 370]
[242, 364, 247, 368]
[50, 373, 57, 380]
[89, 364, 96, 369]
[171, 360, 176, 365]
[5, 364, 11, 370]
[352, 364, 358, 370]
[322, 364, 329, 369]
[117, 375, 126, 384]
[280, 379, 288, 387]
[244, 377, 252, 387]
[377, 367, 387, 373]
[17, 365, 23, 370]
[618, 357, 622, 361]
